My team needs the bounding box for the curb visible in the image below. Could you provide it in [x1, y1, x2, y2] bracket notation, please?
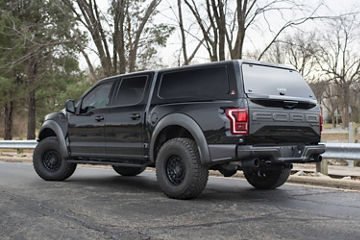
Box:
[0, 157, 32, 163]
[288, 175, 360, 191]
[209, 170, 360, 191]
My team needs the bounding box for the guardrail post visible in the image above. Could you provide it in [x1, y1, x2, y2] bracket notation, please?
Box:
[316, 160, 328, 175]
[316, 162, 320, 173]
[348, 122, 355, 167]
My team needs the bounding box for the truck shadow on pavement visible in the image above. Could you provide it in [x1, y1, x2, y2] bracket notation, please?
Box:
[65, 172, 292, 202]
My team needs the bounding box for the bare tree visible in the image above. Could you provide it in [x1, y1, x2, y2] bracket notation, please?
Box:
[181, 0, 322, 62]
[279, 33, 320, 80]
[264, 32, 326, 100]
[183, 0, 225, 61]
[264, 41, 285, 64]
[63, 0, 172, 77]
[316, 16, 360, 127]
[309, 80, 327, 103]
[322, 85, 341, 127]
[176, 0, 205, 65]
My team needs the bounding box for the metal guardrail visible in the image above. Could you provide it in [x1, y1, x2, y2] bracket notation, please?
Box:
[0, 140, 359, 160]
[0, 140, 37, 149]
[322, 143, 360, 161]
[0, 140, 358, 175]
[0, 140, 360, 160]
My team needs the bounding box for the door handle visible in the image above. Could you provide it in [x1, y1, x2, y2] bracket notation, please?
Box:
[95, 115, 104, 121]
[130, 113, 141, 120]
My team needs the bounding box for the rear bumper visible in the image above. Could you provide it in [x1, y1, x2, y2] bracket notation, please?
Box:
[237, 144, 325, 163]
[208, 144, 326, 165]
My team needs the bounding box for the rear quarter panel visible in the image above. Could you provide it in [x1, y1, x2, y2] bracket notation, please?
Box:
[147, 99, 247, 145]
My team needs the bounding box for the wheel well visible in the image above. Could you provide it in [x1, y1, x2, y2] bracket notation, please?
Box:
[38, 128, 56, 141]
[153, 125, 195, 162]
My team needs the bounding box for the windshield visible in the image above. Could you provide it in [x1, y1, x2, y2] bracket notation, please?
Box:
[241, 63, 315, 99]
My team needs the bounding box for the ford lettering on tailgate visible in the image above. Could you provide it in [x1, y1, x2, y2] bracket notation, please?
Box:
[252, 111, 318, 123]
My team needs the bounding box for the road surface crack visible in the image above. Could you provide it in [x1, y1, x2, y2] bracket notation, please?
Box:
[0, 189, 152, 240]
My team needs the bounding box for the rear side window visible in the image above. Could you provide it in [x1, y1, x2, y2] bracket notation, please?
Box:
[112, 76, 147, 106]
[159, 66, 229, 99]
[242, 63, 315, 99]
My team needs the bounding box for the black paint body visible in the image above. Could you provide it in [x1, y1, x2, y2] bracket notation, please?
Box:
[39, 60, 324, 168]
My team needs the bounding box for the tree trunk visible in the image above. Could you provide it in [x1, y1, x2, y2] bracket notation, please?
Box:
[27, 90, 36, 140]
[343, 85, 350, 128]
[4, 101, 14, 140]
[128, 49, 137, 73]
[218, 27, 225, 60]
[331, 112, 336, 128]
[211, 0, 226, 61]
[178, 0, 189, 64]
[26, 53, 38, 140]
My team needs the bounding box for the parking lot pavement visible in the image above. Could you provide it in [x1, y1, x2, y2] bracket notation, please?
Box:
[1, 161, 360, 240]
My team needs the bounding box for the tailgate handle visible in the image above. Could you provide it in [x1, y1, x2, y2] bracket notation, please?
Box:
[283, 100, 298, 109]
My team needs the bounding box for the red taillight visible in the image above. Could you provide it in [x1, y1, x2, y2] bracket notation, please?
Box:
[226, 108, 248, 135]
[320, 108, 323, 134]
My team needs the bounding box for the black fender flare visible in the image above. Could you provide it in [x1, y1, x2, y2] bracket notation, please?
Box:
[38, 120, 69, 158]
[149, 113, 210, 165]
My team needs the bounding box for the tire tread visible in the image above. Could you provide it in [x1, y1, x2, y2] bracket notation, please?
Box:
[33, 136, 76, 181]
[112, 166, 146, 176]
[156, 138, 208, 199]
[243, 167, 291, 190]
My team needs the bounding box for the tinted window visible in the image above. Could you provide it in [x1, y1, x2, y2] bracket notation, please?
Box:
[81, 82, 113, 113]
[159, 66, 229, 99]
[112, 76, 147, 106]
[242, 63, 315, 99]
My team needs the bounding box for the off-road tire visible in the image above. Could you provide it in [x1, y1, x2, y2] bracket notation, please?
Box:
[156, 138, 208, 199]
[112, 166, 146, 176]
[33, 137, 76, 181]
[243, 166, 291, 190]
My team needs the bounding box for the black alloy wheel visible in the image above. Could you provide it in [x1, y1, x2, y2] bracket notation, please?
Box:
[156, 138, 209, 199]
[42, 150, 62, 172]
[33, 136, 77, 181]
[166, 155, 186, 186]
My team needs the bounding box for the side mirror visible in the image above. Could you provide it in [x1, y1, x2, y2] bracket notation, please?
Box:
[65, 99, 76, 113]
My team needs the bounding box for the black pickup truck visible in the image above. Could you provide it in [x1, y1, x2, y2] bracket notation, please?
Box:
[33, 60, 325, 199]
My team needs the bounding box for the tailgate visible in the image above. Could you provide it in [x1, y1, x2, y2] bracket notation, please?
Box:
[247, 97, 321, 144]
[240, 62, 321, 145]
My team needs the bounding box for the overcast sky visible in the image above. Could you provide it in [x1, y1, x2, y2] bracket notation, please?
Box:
[79, 0, 360, 70]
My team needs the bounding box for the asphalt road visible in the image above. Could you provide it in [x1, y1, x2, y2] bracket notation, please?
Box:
[1, 161, 360, 240]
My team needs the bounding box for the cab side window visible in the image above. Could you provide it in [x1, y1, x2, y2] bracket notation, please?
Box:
[112, 76, 147, 106]
[80, 82, 113, 113]
[158, 66, 229, 100]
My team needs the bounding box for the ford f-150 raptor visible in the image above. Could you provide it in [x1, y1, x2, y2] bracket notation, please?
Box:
[33, 60, 325, 199]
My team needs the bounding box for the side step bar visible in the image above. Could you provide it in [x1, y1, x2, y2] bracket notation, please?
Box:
[67, 159, 149, 168]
